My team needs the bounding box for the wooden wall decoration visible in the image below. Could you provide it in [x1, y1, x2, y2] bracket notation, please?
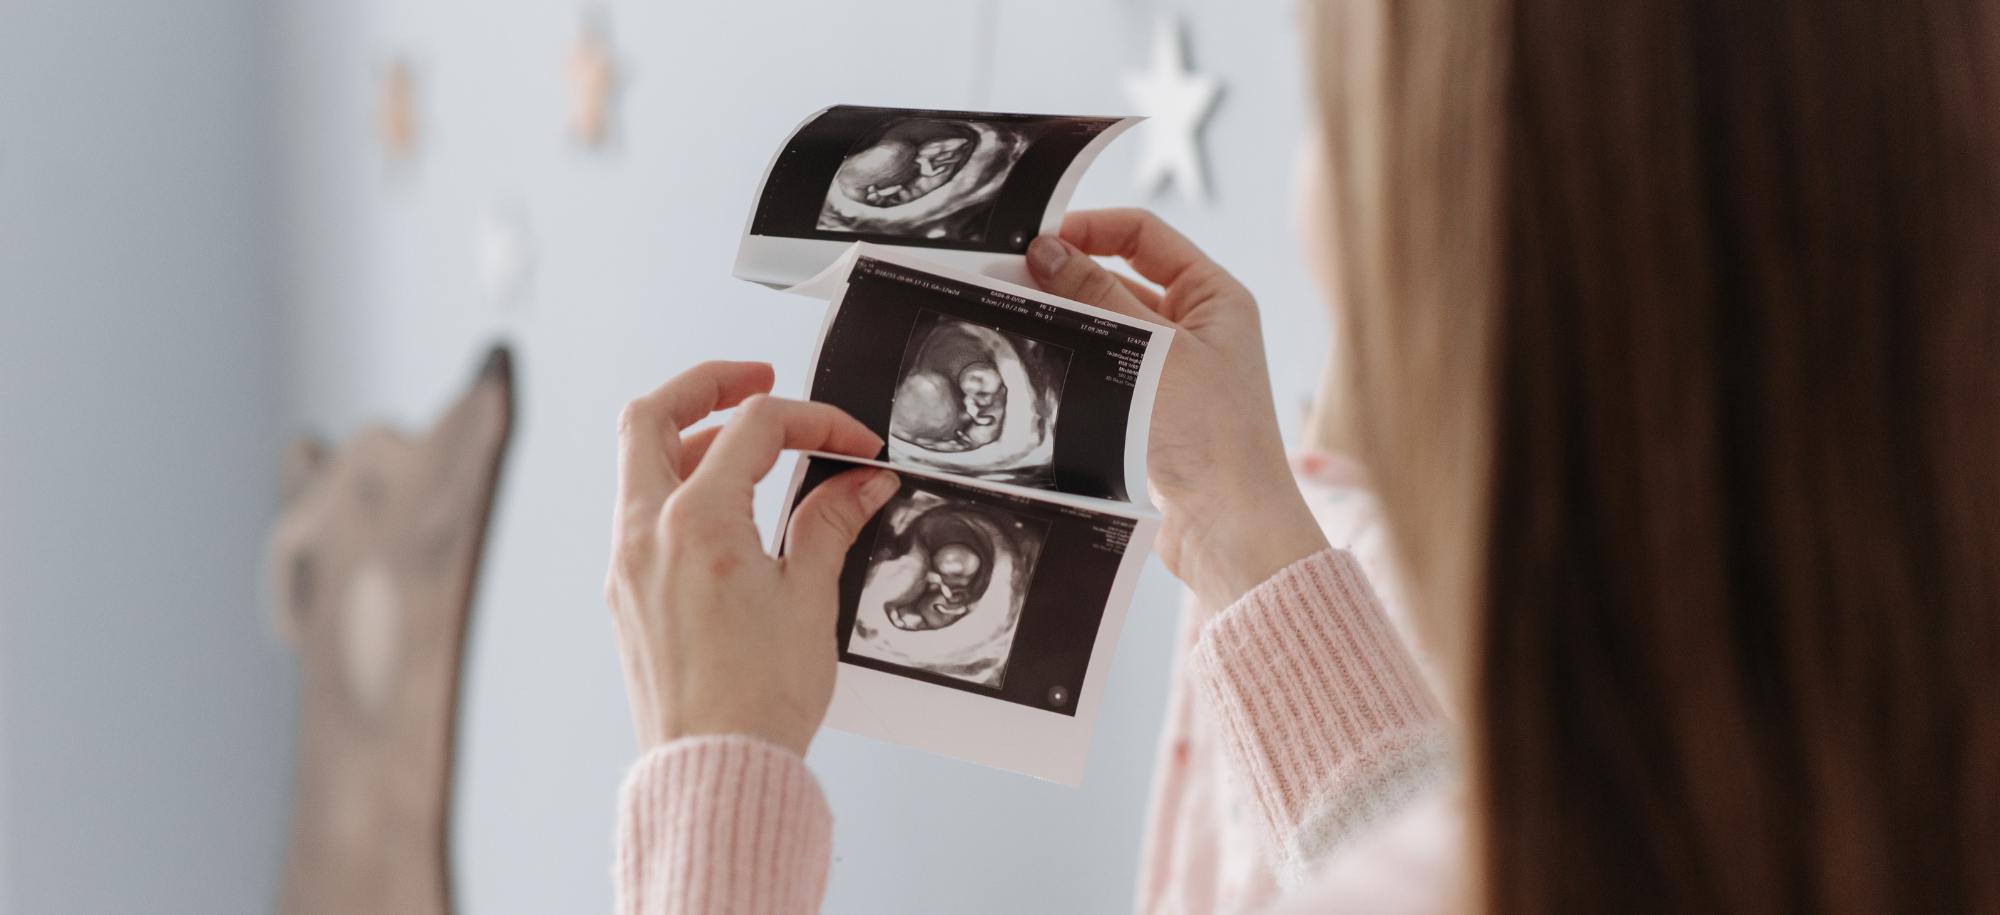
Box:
[379, 57, 420, 159]
[268, 346, 514, 915]
[568, 12, 621, 148]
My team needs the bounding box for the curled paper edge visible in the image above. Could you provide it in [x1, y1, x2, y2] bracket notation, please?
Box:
[732, 108, 1143, 295]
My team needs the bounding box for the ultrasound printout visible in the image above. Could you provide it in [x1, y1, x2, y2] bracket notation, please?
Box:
[734, 106, 1141, 290]
[775, 454, 1158, 785]
[731, 110, 1165, 784]
[802, 244, 1171, 504]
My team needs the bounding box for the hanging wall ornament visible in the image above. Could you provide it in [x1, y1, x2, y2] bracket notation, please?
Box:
[1120, 14, 1221, 203]
[568, 10, 622, 148]
[379, 57, 421, 159]
[478, 204, 535, 308]
[268, 346, 514, 915]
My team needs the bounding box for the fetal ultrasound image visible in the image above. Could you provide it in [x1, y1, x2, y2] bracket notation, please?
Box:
[886, 312, 1070, 488]
[816, 117, 1037, 243]
[847, 488, 1049, 688]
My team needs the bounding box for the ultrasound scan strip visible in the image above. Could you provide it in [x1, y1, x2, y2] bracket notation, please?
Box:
[775, 453, 1159, 785]
[734, 106, 1141, 291]
[801, 243, 1171, 504]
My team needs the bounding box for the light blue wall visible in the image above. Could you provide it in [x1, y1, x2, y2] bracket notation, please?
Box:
[0, 1, 1328, 912]
[0, 1, 296, 913]
[273, 2, 1326, 913]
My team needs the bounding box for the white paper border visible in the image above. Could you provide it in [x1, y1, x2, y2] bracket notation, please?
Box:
[732, 111, 1143, 292]
[774, 454, 1161, 785]
[796, 243, 1172, 509]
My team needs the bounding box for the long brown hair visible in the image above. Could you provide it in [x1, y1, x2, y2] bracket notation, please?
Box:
[1309, 1, 2000, 913]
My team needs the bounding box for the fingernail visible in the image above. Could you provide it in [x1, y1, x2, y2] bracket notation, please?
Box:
[1028, 235, 1069, 275]
[860, 471, 900, 510]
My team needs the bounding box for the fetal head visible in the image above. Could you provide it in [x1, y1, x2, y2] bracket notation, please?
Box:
[931, 542, 982, 588]
[887, 541, 983, 631]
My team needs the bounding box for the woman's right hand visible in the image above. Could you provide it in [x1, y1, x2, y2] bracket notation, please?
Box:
[1027, 209, 1329, 611]
[606, 361, 899, 756]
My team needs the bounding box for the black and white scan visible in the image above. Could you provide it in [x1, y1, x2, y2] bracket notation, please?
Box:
[847, 488, 1048, 688]
[817, 118, 1035, 244]
[887, 312, 1069, 488]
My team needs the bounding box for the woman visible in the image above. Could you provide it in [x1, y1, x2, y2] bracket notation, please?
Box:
[604, 0, 2000, 912]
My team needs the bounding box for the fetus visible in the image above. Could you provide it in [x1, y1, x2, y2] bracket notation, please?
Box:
[832, 121, 980, 209]
[954, 362, 1006, 448]
[888, 362, 1008, 453]
[884, 508, 1001, 631]
[853, 138, 971, 207]
[891, 323, 1020, 454]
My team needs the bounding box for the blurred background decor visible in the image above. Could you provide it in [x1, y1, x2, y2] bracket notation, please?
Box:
[567, 10, 622, 150]
[1122, 14, 1223, 203]
[0, 2, 1322, 913]
[267, 346, 512, 915]
[379, 57, 422, 160]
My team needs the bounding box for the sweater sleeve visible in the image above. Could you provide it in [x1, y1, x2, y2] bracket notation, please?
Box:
[1188, 548, 1453, 887]
[614, 734, 833, 915]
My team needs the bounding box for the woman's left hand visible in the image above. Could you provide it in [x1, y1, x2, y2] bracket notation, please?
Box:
[605, 361, 900, 757]
[1026, 210, 1329, 612]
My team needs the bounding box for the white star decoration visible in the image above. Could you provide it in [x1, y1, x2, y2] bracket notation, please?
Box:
[1121, 14, 1222, 204]
[479, 205, 534, 307]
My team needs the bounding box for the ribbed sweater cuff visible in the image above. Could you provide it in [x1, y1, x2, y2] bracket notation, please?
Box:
[615, 734, 833, 915]
[1190, 548, 1452, 886]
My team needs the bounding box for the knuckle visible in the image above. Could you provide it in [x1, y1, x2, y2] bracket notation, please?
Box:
[657, 495, 742, 574]
[1084, 269, 1123, 303]
[736, 393, 778, 422]
[605, 544, 650, 601]
[662, 490, 706, 529]
[1195, 268, 1247, 305]
[821, 497, 868, 538]
[611, 523, 659, 568]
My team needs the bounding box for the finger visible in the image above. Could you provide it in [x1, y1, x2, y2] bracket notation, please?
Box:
[1060, 210, 1251, 324]
[784, 468, 900, 580]
[1113, 273, 1165, 312]
[1027, 235, 1175, 328]
[674, 424, 725, 478]
[617, 362, 776, 505]
[630, 361, 777, 432]
[1059, 208, 1214, 289]
[683, 396, 884, 507]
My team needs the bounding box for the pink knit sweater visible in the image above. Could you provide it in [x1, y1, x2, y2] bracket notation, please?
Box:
[615, 467, 1459, 915]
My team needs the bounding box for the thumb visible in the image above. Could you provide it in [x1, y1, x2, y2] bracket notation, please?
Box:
[785, 468, 900, 580]
[1027, 235, 1160, 324]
